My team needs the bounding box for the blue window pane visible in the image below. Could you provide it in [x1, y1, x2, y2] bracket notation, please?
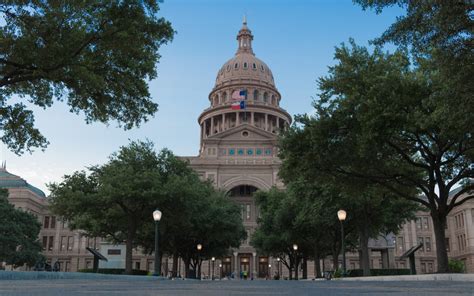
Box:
[265, 149, 272, 155]
[229, 149, 235, 155]
[256, 149, 262, 155]
[238, 149, 244, 155]
[247, 149, 253, 155]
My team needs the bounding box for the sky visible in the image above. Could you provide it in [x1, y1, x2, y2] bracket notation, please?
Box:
[3, 0, 404, 194]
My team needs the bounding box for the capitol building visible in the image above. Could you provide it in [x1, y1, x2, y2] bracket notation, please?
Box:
[1, 20, 473, 277]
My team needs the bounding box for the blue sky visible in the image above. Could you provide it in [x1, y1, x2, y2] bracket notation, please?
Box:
[3, 0, 403, 193]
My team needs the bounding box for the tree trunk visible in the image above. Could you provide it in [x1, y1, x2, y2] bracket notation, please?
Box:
[184, 258, 191, 278]
[172, 253, 178, 277]
[431, 209, 449, 273]
[125, 228, 135, 275]
[294, 256, 299, 280]
[359, 224, 370, 276]
[314, 249, 322, 278]
[332, 250, 339, 271]
[302, 257, 307, 279]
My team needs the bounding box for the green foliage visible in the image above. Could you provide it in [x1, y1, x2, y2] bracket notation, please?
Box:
[78, 268, 148, 276]
[448, 259, 465, 273]
[49, 140, 245, 275]
[0, 189, 43, 267]
[0, 1, 174, 154]
[347, 269, 410, 277]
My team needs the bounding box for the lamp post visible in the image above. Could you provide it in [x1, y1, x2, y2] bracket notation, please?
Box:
[152, 209, 162, 276]
[337, 209, 347, 276]
[277, 258, 281, 279]
[268, 264, 272, 280]
[218, 263, 222, 279]
[196, 244, 202, 280]
[293, 244, 298, 280]
[211, 257, 215, 280]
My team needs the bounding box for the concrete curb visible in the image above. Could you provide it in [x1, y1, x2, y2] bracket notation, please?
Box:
[336, 273, 474, 282]
[0, 271, 168, 281]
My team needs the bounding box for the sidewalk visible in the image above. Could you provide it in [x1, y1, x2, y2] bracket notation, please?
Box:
[0, 270, 167, 281]
[336, 273, 474, 282]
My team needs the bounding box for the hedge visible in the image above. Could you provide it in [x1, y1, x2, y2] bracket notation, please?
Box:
[78, 268, 149, 276]
[346, 269, 411, 277]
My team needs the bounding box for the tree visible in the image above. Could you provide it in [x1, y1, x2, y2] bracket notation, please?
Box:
[0, 1, 174, 154]
[0, 189, 43, 268]
[280, 40, 473, 273]
[49, 141, 168, 274]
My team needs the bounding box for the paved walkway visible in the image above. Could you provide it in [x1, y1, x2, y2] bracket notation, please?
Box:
[0, 277, 473, 296]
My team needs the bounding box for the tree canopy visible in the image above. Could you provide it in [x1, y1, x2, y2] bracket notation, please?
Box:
[0, 1, 174, 154]
[49, 140, 245, 276]
[0, 189, 43, 268]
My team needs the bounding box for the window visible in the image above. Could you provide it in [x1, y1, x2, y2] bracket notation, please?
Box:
[135, 262, 141, 270]
[60, 236, 66, 251]
[229, 148, 235, 155]
[67, 236, 74, 251]
[48, 236, 54, 251]
[397, 236, 405, 252]
[428, 262, 433, 273]
[241, 205, 245, 220]
[50, 216, 56, 229]
[265, 148, 272, 156]
[263, 92, 268, 103]
[246, 204, 251, 220]
[416, 217, 422, 229]
[247, 149, 253, 155]
[252, 63, 256, 70]
[237, 149, 244, 155]
[425, 237, 431, 252]
[418, 237, 424, 252]
[42, 236, 48, 250]
[223, 92, 227, 102]
[256, 148, 262, 155]
[226, 65, 231, 71]
[234, 63, 239, 69]
[243, 62, 248, 69]
[260, 65, 264, 72]
[44, 216, 50, 229]
[253, 90, 259, 101]
[421, 262, 426, 273]
[423, 217, 429, 229]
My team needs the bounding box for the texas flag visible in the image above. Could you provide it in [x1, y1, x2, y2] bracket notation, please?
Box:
[231, 90, 247, 101]
[231, 100, 246, 110]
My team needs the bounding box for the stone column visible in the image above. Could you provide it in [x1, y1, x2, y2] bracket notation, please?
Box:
[252, 252, 257, 279]
[203, 120, 207, 138]
[236, 112, 240, 126]
[222, 113, 226, 131]
[251, 112, 254, 126]
[264, 114, 268, 131]
[233, 252, 239, 278]
[276, 116, 280, 129]
[211, 116, 214, 135]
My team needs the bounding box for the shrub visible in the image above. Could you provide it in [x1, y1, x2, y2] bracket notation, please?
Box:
[346, 269, 410, 277]
[78, 268, 148, 276]
[448, 260, 465, 273]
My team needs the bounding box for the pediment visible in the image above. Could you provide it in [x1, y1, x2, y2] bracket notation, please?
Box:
[205, 124, 277, 143]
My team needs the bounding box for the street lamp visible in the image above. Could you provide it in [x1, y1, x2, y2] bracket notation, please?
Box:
[268, 264, 272, 280]
[277, 258, 281, 279]
[196, 244, 202, 280]
[219, 263, 222, 279]
[337, 209, 347, 276]
[211, 257, 215, 280]
[293, 244, 298, 280]
[152, 209, 162, 276]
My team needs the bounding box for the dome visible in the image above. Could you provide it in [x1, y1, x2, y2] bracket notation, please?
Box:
[0, 166, 46, 198]
[214, 19, 275, 89]
[215, 53, 275, 88]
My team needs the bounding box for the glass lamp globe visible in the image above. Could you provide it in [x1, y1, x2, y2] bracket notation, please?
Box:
[337, 209, 347, 221]
[197, 244, 202, 251]
[153, 209, 162, 222]
[293, 244, 298, 251]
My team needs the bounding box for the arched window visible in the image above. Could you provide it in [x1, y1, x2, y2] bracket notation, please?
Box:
[271, 95, 275, 105]
[260, 65, 264, 72]
[263, 92, 268, 103]
[252, 63, 257, 70]
[254, 90, 259, 101]
[223, 92, 227, 102]
[243, 62, 248, 69]
[234, 63, 239, 69]
[227, 65, 231, 72]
